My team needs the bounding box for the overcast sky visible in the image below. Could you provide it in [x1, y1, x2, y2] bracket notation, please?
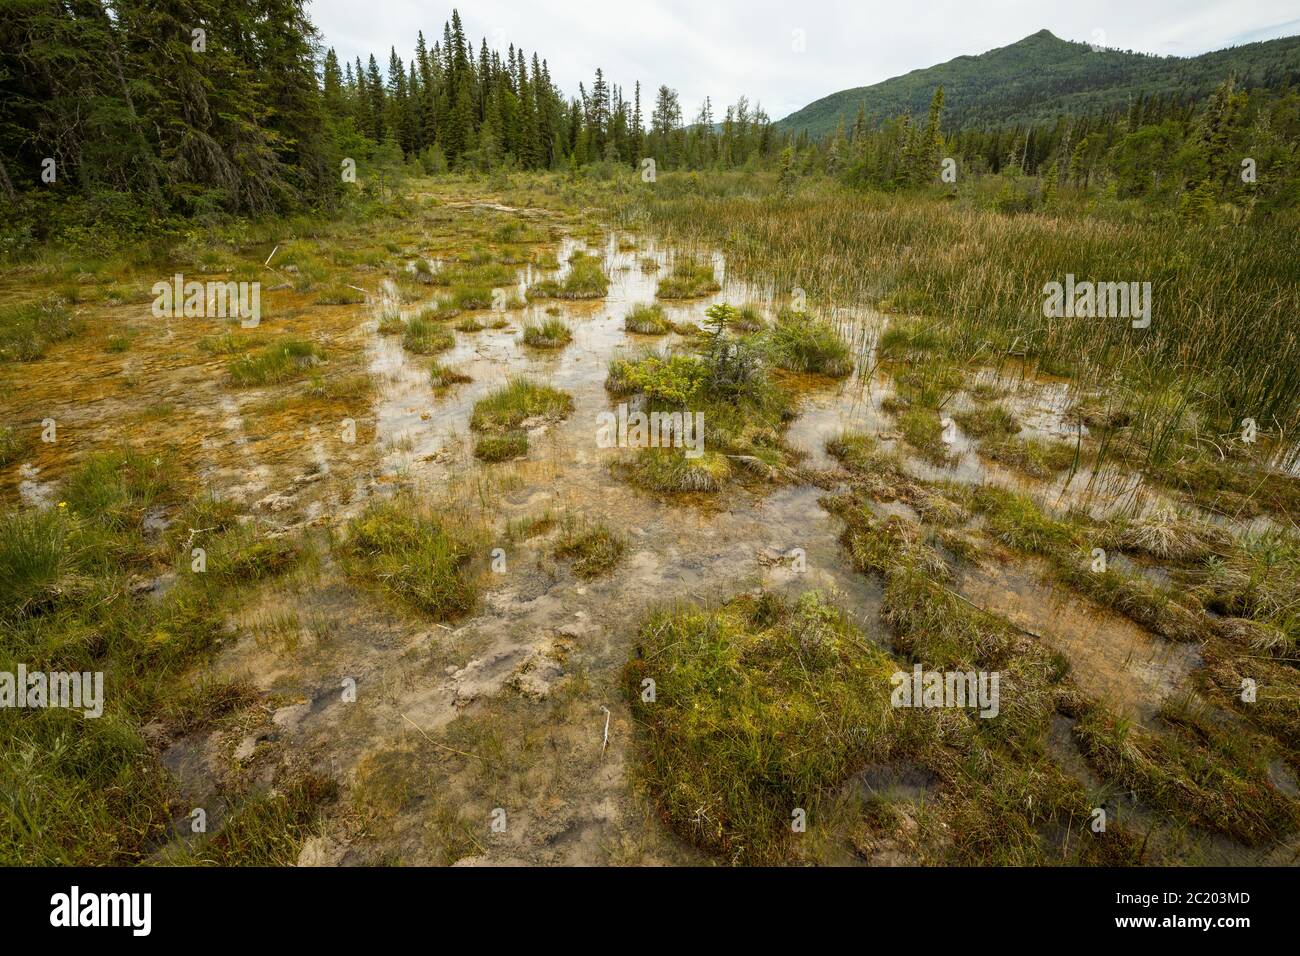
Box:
[310, 0, 1300, 121]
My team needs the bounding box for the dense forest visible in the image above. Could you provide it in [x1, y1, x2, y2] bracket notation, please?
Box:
[0, 2, 778, 250]
[1, 2, 1297, 257]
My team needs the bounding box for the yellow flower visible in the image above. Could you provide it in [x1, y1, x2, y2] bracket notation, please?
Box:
[58, 501, 67, 508]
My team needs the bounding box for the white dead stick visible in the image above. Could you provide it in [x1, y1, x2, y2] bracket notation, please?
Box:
[264, 244, 279, 266]
[600, 706, 611, 757]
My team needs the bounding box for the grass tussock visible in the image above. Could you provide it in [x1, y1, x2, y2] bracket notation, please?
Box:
[198, 331, 255, 355]
[884, 363, 965, 411]
[1109, 506, 1232, 564]
[627, 448, 732, 492]
[429, 361, 472, 389]
[896, 407, 956, 465]
[304, 371, 373, 403]
[1194, 530, 1300, 652]
[553, 516, 626, 578]
[474, 429, 528, 462]
[227, 338, 324, 386]
[470, 378, 573, 433]
[402, 316, 455, 355]
[624, 303, 671, 335]
[414, 302, 462, 323]
[980, 435, 1077, 478]
[528, 251, 608, 299]
[954, 404, 1019, 440]
[624, 591, 909, 864]
[655, 256, 720, 299]
[340, 497, 480, 620]
[315, 284, 365, 305]
[825, 431, 913, 498]
[63, 447, 178, 533]
[0, 425, 29, 468]
[0, 296, 79, 362]
[446, 284, 494, 311]
[764, 309, 853, 377]
[433, 260, 517, 290]
[731, 304, 766, 332]
[521, 317, 572, 348]
[0, 507, 76, 618]
[877, 317, 956, 359]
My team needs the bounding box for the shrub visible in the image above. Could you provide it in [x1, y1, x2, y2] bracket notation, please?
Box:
[605, 354, 706, 405]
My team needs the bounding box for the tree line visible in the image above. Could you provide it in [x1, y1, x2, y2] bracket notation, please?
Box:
[0, 2, 780, 234]
[326, 11, 778, 174]
[2, 1, 1295, 249]
[813, 78, 1299, 216]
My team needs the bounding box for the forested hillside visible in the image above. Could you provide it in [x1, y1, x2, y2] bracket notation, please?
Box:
[778, 29, 1300, 136]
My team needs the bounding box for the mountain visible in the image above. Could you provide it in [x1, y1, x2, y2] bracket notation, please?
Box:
[776, 29, 1300, 137]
